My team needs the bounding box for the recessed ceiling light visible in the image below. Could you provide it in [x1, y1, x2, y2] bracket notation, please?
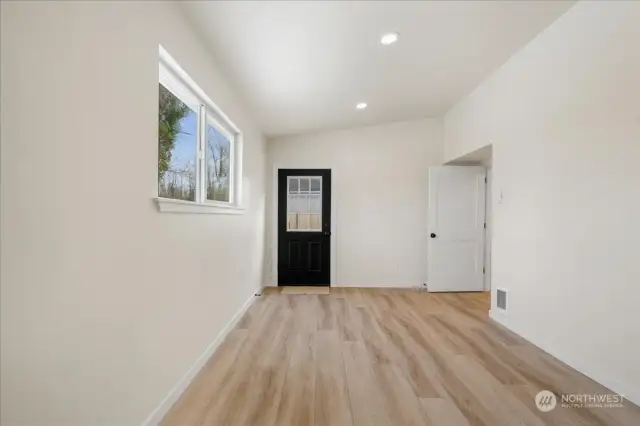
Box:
[356, 102, 368, 110]
[380, 32, 399, 45]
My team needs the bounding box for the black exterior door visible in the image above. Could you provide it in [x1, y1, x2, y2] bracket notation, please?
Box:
[278, 169, 331, 286]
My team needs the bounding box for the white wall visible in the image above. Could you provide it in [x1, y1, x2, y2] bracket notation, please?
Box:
[266, 119, 443, 287]
[0, 2, 266, 425]
[445, 1, 640, 404]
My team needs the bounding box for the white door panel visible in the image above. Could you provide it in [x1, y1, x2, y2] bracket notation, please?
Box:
[428, 166, 486, 292]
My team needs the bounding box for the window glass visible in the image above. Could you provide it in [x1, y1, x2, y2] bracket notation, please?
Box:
[287, 176, 322, 231]
[206, 123, 231, 202]
[158, 83, 197, 201]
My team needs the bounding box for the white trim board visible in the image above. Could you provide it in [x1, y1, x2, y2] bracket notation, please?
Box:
[489, 310, 640, 407]
[141, 292, 257, 426]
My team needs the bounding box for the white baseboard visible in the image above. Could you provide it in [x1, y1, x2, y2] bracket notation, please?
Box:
[489, 310, 640, 407]
[141, 292, 257, 426]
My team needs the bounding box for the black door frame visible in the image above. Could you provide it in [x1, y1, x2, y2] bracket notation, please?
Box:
[277, 168, 332, 286]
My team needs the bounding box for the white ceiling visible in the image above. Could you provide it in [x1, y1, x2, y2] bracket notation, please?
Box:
[180, 1, 574, 137]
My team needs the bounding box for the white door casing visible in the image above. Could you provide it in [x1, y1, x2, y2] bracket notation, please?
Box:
[428, 166, 486, 292]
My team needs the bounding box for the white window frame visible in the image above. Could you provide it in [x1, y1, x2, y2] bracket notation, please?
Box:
[156, 45, 244, 214]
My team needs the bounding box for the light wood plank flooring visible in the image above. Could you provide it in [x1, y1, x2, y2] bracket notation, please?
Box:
[160, 288, 640, 426]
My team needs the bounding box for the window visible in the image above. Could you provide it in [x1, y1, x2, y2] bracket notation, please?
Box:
[156, 46, 243, 214]
[287, 177, 322, 231]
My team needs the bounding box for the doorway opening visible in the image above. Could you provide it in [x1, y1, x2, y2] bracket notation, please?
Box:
[430, 144, 493, 294]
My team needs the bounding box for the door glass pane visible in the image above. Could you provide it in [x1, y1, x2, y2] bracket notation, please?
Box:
[206, 123, 231, 202]
[288, 178, 299, 194]
[158, 83, 197, 201]
[299, 177, 310, 193]
[310, 177, 321, 192]
[287, 176, 322, 231]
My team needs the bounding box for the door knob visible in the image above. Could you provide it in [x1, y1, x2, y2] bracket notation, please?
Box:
[430, 233, 436, 238]
[324, 231, 331, 236]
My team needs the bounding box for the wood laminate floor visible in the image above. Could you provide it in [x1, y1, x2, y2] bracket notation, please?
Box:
[160, 288, 639, 426]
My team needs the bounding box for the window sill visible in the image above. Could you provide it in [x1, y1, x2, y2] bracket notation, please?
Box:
[154, 198, 245, 215]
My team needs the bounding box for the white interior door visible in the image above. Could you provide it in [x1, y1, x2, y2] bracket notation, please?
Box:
[428, 166, 486, 292]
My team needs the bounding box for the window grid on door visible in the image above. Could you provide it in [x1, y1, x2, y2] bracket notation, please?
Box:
[287, 176, 322, 231]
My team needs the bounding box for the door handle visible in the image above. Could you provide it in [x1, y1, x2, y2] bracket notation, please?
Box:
[324, 231, 332, 236]
[430, 233, 437, 238]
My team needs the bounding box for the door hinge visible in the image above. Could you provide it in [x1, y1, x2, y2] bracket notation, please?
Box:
[484, 222, 486, 229]
[483, 267, 485, 274]
[485, 177, 487, 183]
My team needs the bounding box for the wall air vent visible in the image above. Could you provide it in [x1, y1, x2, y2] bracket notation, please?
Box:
[496, 289, 507, 310]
